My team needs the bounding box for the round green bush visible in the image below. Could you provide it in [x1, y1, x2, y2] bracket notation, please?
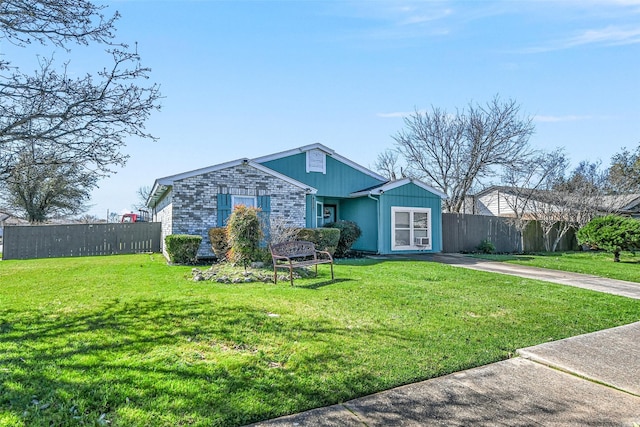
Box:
[165, 234, 202, 264]
[324, 220, 361, 257]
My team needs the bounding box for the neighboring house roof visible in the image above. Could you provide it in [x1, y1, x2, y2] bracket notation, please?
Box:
[473, 186, 640, 215]
[252, 143, 388, 182]
[599, 194, 640, 213]
[350, 177, 449, 199]
[147, 158, 318, 207]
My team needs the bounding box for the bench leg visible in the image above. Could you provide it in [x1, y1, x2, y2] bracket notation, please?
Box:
[273, 267, 278, 284]
[289, 266, 294, 286]
[330, 263, 334, 281]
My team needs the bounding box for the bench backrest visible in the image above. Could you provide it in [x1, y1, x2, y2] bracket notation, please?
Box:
[270, 241, 316, 258]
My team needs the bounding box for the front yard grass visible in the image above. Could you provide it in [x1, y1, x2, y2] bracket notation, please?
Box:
[475, 251, 640, 283]
[1, 254, 639, 426]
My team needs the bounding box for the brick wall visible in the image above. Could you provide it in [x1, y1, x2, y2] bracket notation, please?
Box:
[158, 163, 307, 258]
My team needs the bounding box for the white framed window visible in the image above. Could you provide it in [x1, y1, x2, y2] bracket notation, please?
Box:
[316, 201, 324, 227]
[232, 195, 257, 208]
[391, 207, 431, 250]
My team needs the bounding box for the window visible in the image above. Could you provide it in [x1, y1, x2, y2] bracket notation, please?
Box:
[231, 195, 257, 208]
[391, 207, 431, 250]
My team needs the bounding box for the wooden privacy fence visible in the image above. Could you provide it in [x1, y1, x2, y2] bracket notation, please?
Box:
[2, 222, 161, 260]
[442, 213, 579, 253]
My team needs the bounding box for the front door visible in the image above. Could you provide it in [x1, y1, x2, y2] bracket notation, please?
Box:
[323, 205, 337, 225]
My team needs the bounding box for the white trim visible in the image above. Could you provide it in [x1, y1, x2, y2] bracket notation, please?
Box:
[391, 206, 432, 251]
[315, 201, 324, 227]
[350, 178, 448, 199]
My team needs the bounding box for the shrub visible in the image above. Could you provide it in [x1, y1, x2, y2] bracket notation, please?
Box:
[476, 239, 496, 254]
[267, 216, 300, 246]
[296, 228, 341, 256]
[577, 215, 640, 262]
[227, 205, 263, 268]
[165, 234, 202, 264]
[208, 227, 229, 261]
[324, 220, 361, 257]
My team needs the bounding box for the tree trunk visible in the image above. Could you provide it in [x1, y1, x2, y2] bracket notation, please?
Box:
[614, 250, 620, 262]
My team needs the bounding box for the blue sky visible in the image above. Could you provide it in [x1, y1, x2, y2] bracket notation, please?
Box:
[21, 0, 640, 218]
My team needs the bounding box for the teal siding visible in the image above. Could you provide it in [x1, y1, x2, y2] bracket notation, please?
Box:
[340, 197, 379, 252]
[305, 194, 315, 228]
[260, 153, 384, 197]
[379, 183, 443, 254]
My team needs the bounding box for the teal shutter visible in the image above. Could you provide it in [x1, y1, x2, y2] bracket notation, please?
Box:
[257, 195, 271, 245]
[217, 194, 232, 226]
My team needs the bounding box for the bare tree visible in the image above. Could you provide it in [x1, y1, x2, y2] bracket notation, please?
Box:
[0, 146, 98, 222]
[393, 96, 535, 212]
[555, 161, 610, 229]
[374, 149, 401, 180]
[0, 0, 161, 180]
[502, 157, 610, 252]
[133, 185, 153, 211]
[500, 149, 568, 252]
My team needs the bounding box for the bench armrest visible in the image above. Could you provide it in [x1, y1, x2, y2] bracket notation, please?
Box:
[315, 250, 333, 261]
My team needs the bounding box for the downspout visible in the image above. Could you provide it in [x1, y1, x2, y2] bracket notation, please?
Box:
[368, 193, 382, 254]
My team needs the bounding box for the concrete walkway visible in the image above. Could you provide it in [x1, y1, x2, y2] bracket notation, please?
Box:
[428, 253, 640, 300]
[249, 255, 640, 426]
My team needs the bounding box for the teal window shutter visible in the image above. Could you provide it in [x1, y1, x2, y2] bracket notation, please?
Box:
[257, 195, 271, 244]
[217, 194, 232, 226]
[257, 195, 271, 214]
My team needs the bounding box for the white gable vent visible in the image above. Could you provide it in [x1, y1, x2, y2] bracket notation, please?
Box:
[306, 149, 326, 174]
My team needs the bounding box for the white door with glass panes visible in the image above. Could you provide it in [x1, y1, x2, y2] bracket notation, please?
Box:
[391, 207, 431, 250]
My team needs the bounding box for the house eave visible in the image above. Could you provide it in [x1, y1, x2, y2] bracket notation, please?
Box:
[349, 178, 448, 199]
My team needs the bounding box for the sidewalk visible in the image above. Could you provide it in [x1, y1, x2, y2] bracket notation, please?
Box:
[249, 255, 640, 426]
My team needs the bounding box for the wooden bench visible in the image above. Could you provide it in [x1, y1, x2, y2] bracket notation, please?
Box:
[270, 240, 334, 286]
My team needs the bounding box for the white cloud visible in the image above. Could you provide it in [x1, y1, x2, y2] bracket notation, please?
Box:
[534, 115, 593, 123]
[523, 25, 640, 53]
[566, 26, 640, 47]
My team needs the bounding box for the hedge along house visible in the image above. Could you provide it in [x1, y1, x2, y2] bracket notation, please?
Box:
[147, 143, 446, 258]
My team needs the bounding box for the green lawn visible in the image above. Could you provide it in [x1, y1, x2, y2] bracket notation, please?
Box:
[1, 254, 639, 426]
[475, 251, 640, 283]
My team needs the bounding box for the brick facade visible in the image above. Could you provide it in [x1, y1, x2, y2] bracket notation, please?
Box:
[154, 163, 307, 258]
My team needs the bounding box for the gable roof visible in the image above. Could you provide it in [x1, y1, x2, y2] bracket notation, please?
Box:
[252, 143, 388, 182]
[147, 158, 317, 207]
[350, 177, 448, 199]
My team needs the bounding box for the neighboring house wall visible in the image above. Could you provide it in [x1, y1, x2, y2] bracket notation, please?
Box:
[476, 190, 519, 217]
[158, 163, 307, 257]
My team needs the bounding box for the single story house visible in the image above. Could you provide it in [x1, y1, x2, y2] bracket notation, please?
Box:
[147, 143, 447, 257]
[467, 186, 640, 219]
